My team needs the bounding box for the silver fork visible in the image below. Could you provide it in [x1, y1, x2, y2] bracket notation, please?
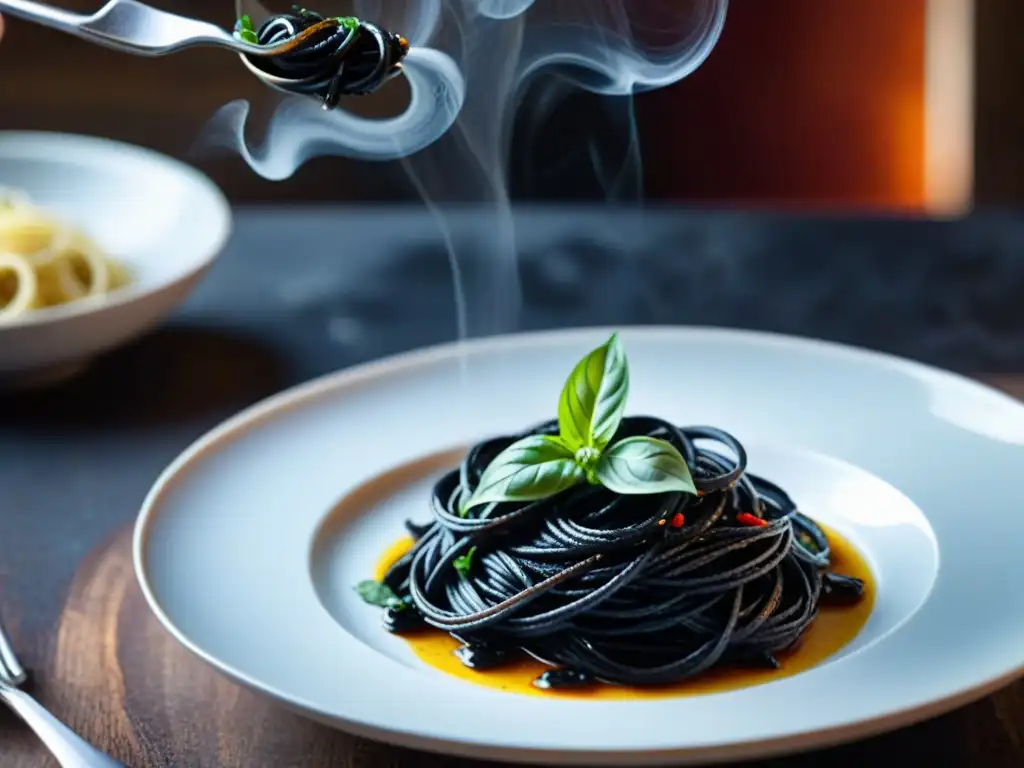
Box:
[0, 613, 127, 767]
[0, 0, 290, 57]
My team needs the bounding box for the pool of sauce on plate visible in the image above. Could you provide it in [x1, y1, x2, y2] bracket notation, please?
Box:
[373, 526, 875, 700]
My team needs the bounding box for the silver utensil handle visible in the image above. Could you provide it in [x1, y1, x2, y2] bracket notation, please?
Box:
[0, 0, 83, 31]
[0, 681, 127, 767]
[0, 618, 26, 686]
[0, 0, 289, 57]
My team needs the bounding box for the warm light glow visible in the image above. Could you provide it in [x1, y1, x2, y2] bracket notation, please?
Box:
[925, 0, 975, 214]
[641, 1, 931, 210]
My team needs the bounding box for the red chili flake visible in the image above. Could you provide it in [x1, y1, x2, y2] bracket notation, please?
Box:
[737, 512, 768, 528]
[670, 513, 686, 529]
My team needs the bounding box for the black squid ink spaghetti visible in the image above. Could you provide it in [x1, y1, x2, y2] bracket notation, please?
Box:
[234, 6, 410, 109]
[356, 334, 867, 691]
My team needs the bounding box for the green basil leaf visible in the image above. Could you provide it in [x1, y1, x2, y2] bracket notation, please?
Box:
[453, 546, 477, 579]
[235, 15, 259, 44]
[557, 334, 629, 452]
[595, 436, 698, 496]
[461, 434, 585, 513]
[354, 580, 405, 610]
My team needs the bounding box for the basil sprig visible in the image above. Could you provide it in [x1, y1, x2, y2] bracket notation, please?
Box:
[460, 334, 697, 515]
[453, 546, 478, 579]
[354, 580, 406, 610]
[234, 15, 259, 45]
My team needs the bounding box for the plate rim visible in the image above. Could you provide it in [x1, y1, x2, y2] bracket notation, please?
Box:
[0, 130, 233, 330]
[132, 325, 1024, 765]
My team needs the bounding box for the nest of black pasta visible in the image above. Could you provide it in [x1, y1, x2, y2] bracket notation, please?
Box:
[374, 417, 864, 689]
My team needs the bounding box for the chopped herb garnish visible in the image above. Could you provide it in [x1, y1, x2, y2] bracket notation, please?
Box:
[235, 15, 260, 45]
[454, 546, 478, 579]
[335, 16, 360, 32]
[355, 580, 406, 610]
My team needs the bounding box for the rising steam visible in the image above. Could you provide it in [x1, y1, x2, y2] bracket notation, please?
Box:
[201, 0, 726, 339]
[206, 0, 725, 175]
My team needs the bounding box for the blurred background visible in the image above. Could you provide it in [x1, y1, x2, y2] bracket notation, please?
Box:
[0, 0, 1009, 212]
[4, 0, 1024, 374]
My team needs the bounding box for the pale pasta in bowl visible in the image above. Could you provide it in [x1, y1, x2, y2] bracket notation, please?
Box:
[0, 187, 132, 322]
[0, 132, 232, 388]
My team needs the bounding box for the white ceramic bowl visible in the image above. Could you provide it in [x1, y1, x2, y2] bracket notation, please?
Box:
[0, 131, 232, 388]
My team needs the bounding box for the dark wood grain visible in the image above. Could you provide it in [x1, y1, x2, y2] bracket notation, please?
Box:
[974, 0, 1024, 206]
[3, 375, 1024, 766]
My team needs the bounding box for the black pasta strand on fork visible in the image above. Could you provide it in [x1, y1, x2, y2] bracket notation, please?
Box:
[237, 6, 409, 109]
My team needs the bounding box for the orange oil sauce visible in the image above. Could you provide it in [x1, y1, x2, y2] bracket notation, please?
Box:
[374, 524, 874, 699]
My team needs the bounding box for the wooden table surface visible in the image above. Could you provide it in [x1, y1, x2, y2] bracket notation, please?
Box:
[4, 207, 1024, 766]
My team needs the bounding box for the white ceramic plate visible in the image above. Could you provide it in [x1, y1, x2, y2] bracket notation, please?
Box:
[0, 132, 231, 387]
[134, 327, 1024, 765]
